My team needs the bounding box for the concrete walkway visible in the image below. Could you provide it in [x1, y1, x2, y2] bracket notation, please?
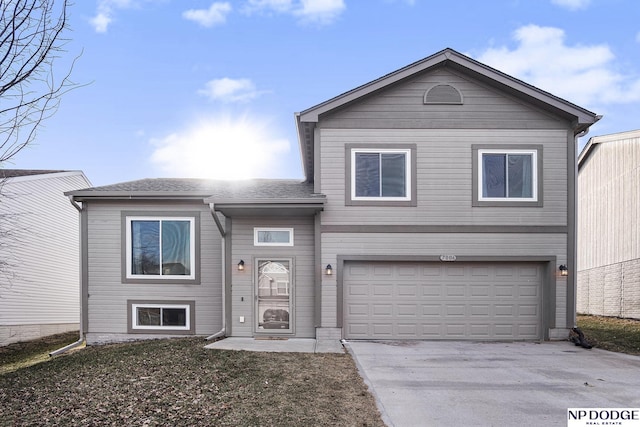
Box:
[204, 337, 344, 353]
[345, 340, 640, 427]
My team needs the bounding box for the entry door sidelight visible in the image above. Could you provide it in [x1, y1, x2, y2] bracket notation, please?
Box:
[256, 259, 292, 333]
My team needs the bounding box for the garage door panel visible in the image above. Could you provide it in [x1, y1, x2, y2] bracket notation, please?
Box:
[373, 304, 393, 316]
[397, 304, 417, 316]
[373, 284, 393, 296]
[344, 262, 543, 340]
[422, 285, 442, 297]
[422, 305, 442, 316]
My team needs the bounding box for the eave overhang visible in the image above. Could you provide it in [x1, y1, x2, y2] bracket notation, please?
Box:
[206, 197, 325, 217]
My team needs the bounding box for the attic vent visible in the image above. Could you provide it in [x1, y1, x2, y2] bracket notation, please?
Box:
[423, 84, 463, 104]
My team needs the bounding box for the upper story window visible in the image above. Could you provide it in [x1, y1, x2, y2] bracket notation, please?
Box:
[473, 145, 543, 207]
[348, 147, 416, 206]
[254, 228, 294, 246]
[125, 215, 197, 281]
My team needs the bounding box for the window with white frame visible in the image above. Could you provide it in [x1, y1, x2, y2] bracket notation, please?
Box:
[351, 148, 411, 201]
[131, 303, 191, 331]
[254, 228, 294, 246]
[126, 216, 196, 279]
[478, 149, 538, 202]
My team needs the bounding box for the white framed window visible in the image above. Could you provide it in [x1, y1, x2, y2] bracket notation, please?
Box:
[131, 303, 191, 331]
[254, 228, 294, 246]
[351, 148, 411, 201]
[125, 216, 196, 280]
[478, 149, 538, 202]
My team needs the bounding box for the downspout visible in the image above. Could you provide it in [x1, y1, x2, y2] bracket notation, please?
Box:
[50, 196, 85, 356]
[206, 203, 226, 340]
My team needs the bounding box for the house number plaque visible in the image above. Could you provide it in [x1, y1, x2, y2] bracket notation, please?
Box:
[439, 255, 457, 262]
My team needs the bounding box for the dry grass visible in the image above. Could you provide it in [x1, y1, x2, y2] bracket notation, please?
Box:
[0, 337, 383, 426]
[0, 331, 80, 375]
[577, 314, 640, 355]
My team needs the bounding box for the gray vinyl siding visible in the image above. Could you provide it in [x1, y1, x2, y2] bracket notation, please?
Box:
[0, 172, 89, 343]
[318, 68, 567, 130]
[320, 232, 568, 330]
[230, 217, 315, 338]
[577, 133, 640, 319]
[85, 201, 222, 336]
[320, 128, 570, 226]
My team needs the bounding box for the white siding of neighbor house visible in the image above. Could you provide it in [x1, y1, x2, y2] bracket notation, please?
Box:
[320, 233, 568, 330]
[0, 172, 90, 346]
[230, 217, 315, 338]
[85, 201, 223, 341]
[577, 132, 640, 319]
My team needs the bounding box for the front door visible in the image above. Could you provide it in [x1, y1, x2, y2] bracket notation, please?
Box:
[256, 259, 293, 333]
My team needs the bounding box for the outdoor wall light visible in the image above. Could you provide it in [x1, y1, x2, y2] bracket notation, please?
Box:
[559, 264, 568, 277]
[325, 264, 333, 275]
[237, 260, 245, 271]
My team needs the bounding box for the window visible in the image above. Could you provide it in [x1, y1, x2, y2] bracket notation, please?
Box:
[125, 216, 196, 280]
[254, 228, 294, 246]
[129, 301, 194, 333]
[473, 146, 543, 207]
[351, 148, 412, 201]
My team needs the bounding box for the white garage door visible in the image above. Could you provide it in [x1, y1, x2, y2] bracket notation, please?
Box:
[344, 261, 543, 340]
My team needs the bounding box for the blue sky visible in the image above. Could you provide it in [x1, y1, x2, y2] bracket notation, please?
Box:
[9, 0, 640, 186]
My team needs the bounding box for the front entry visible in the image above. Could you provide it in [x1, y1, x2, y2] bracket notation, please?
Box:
[256, 259, 293, 333]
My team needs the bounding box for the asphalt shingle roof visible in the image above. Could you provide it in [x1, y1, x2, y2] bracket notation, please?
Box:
[0, 169, 68, 178]
[70, 178, 323, 201]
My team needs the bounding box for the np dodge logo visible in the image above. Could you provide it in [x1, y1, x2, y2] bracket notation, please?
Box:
[568, 409, 640, 426]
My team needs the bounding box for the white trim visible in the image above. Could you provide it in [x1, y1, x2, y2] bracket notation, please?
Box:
[125, 216, 196, 280]
[254, 228, 294, 247]
[478, 149, 538, 202]
[131, 303, 190, 331]
[350, 148, 412, 201]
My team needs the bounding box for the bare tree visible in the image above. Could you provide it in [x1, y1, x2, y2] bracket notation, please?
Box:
[0, 0, 78, 164]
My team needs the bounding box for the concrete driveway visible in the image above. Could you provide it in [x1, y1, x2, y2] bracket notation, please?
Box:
[345, 340, 640, 427]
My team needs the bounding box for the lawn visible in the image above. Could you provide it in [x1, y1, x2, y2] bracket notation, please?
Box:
[577, 314, 640, 355]
[0, 336, 384, 427]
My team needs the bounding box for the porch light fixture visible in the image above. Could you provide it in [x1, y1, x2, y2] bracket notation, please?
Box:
[559, 265, 568, 277]
[325, 264, 333, 275]
[237, 260, 245, 271]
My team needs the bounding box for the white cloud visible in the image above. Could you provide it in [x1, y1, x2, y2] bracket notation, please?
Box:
[150, 114, 290, 180]
[182, 2, 232, 28]
[475, 25, 640, 108]
[294, 0, 346, 24]
[636, 31, 640, 43]
[198, 78, 267, 102]
[90, 0, 135, 33]
[244, 0, 345, 25]
[550, 0, 590, 10]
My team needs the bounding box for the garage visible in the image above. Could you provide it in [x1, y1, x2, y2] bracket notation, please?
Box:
[343, 261, 544, 340]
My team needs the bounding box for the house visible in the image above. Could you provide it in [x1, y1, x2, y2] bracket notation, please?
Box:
[0, 170, 91, 346]
[577, 129, 640, 320]
[67, 49, 599, 345]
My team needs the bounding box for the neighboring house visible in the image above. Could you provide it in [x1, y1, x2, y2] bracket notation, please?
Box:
[0, 170, 91, 346]
[577, 129, 640, 319]
[67, 49, 599, 345]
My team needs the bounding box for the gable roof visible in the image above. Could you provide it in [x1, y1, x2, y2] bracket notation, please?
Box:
[578, 129, 640, 170]
[295, 47, 601, 182]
